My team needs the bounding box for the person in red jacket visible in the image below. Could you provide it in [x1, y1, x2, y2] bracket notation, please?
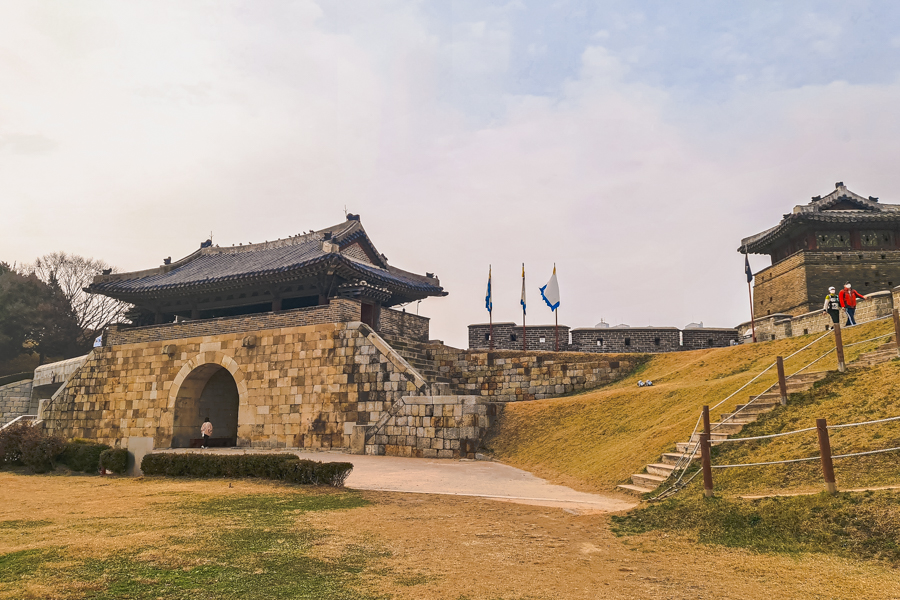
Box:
[838, 282, 866, 326]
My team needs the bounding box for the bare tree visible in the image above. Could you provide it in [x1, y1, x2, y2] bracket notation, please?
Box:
[24, 252, 131, 348]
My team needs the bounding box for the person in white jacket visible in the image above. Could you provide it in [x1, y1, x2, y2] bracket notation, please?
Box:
[200, 418, 213, 449]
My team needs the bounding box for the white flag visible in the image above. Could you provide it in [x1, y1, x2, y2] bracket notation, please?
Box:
[540, 265, 560, 311]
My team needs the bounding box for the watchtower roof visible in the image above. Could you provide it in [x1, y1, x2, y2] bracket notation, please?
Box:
[738, 183, 900, 254]
[87, 216, 445, 306]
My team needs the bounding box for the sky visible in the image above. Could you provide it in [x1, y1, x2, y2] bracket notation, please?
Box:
[3, 1, 900, 347]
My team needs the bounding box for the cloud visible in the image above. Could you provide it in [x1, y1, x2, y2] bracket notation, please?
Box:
[2, 1, 900, 347]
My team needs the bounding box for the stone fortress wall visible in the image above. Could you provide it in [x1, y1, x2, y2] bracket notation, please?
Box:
[738, 288, 899, 341]
[36, 297, 639, 458]
[0, 379, 34, 427]
[468, 323, 738, 353]
[752, 250, 900, 318]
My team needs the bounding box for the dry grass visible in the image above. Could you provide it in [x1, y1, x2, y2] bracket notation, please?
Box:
[485, 318, 897, 493]
[4, 473, 900, 599]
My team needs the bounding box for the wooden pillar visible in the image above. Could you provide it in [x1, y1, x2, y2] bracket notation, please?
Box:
[700, 432, 714, 498]
[271, 296, 282, 312]
[816, 418, 837, 494]
[702, 405, 711, 435]
[893, 309, 900, 358]
[834, 322, 846, 372]
[776, 356, 788, 405]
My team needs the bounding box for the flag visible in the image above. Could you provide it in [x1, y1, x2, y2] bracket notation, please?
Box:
[485, 266, 492, 313]
[520, 264, 526, 315]
[540, 264, 560, 311]
[744, 254, 753, 283]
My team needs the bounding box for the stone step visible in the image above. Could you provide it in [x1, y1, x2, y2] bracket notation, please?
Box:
[734, 401, 779, 412]
[676, 440, 726, 453]
[719, 413, 759, 424]
[631, 472, 667, 488]
[689, 431, 734, 443]
[617, 483, 656, 495]
[646, 463, 675, 477]
[661, 452, 691, 465]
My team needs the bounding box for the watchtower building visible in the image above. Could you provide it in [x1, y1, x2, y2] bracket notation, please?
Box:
[739, 183, 900, 317]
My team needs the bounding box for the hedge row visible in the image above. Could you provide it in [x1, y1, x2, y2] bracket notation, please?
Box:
[140, 453, 353, 487]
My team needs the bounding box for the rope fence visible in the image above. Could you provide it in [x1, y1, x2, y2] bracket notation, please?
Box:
[699, 412, 900, 494]
[648, 311, 900, 501]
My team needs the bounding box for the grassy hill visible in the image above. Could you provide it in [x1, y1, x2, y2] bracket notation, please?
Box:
[484, 317, 899, 495]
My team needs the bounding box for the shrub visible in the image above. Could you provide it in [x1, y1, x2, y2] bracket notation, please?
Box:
[140, 453, 353, 487]
[0, 423, 66, 473]
[59, 440, 111, 473]
[19, 431, 66, 474]
[99, 448, 129, 474]
[0, 422, 32, 465]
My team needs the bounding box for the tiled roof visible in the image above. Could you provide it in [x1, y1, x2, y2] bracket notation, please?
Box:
[88, 218, 444, 302]
[739, 184, 900, 254]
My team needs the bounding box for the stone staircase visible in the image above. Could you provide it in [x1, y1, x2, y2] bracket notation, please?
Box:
[380, 335, 453, 395]
[618, 341, 900, 495]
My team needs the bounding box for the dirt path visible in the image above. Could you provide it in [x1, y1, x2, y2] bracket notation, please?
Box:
[156, 449, 637, 512]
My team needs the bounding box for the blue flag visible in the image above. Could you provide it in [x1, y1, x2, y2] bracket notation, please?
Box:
[485, 266, 492, 313]
[744, 254, 753, 283]
[520, 264, 526, 315]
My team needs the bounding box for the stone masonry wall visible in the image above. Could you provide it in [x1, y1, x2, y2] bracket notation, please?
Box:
[753, 250, 900, 317]
[433, 348, 641, 402]
[379, 308, 430, 342]
[681, 328, 739, 350]
[107, 299, 363, 345]
[468, 323, 571, 351]
[43, 321, 424, 450]
[738, 289, 896, 341]
[0, 380, 34, 426]
[367, 395, 494, 459]
[570, 328, 680, 353]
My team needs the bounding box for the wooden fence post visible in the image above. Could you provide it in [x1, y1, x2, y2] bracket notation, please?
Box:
[776, 356, 788, 406]
[702, 405, 711, 435]
[700, 432, 714, 498]
[833, 321, 846, 373]
[893, 309, 900, 358]
[816, 418, 837, 494]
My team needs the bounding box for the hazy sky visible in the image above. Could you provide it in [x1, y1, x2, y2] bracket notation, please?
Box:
[3, 1, 900, 346]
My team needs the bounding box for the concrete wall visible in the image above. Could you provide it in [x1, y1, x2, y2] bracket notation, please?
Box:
[433, 348, 640, 402]
[0, 380, 34, 426]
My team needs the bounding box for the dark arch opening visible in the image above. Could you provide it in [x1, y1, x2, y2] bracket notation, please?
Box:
[171, 364, 239, 448]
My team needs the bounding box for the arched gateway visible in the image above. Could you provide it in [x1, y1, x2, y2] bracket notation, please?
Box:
[168, 353, 248, 448]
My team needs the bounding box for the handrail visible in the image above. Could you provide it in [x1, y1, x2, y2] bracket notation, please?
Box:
[0, 414, 37, 431]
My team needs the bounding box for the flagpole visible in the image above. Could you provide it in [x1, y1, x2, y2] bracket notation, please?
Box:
[748, 280, 757, 343]
[555, 309, 559, 352]
[522, 263, 527, 352]
[489, 310, 494, 351]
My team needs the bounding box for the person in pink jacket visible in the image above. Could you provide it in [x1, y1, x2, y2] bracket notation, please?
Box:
[838, 282, 866, 326]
